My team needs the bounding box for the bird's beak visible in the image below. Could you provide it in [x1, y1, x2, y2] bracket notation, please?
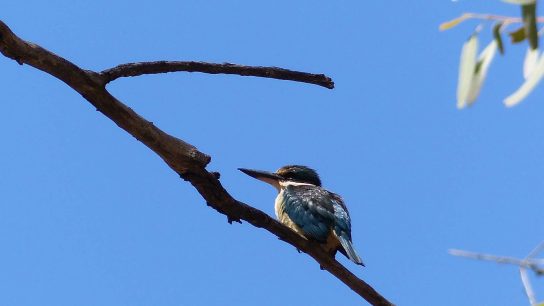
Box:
[238, 168, 282, 190]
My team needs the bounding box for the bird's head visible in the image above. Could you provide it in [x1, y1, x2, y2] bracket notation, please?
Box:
[238, 165, 322, 189]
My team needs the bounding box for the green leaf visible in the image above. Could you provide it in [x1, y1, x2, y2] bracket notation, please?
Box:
[457, 34, 479, 109]
[493, 22, 505, 55]
[504, 0, 538, 49]
[505, 50, 544, 107]
[522, 2, 539, 49]
[509, 26, 527, 44]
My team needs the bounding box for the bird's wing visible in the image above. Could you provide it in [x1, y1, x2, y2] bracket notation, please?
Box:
[329, 193, 364, 265]
[282, 185, 336, 242]
[328, 192, 352, 239]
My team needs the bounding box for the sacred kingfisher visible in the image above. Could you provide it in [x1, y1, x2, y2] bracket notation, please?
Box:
[238, 165, 364, 266]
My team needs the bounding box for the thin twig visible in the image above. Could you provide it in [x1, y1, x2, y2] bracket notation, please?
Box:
[440, 12, 544, 31]
[100, 61, 335, 89]
[0, 20, 391, 306]
[463, 13, 544, 24]
[449, 249, 544, 272]
[527, 241, 544, 259]
[450, 245, 544, 306]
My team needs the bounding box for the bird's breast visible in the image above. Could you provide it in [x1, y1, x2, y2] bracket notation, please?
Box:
[275, 190, 306, 238]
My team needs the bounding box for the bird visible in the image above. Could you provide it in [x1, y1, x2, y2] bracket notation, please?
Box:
[238, 165, 364, 266]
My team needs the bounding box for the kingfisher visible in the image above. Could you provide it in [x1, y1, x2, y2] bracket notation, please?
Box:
[238, 165, 364, 266]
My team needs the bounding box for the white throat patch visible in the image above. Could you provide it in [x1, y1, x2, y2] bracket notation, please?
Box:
[279, 181, 316, 188]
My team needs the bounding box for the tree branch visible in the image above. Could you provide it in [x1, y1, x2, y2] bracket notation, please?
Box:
[100, 61, 335, 89]
[450, 246, 544, 306]
[0, 20, 392, 306]
[449, 249, 544, 274]
[440, 12, 544, 31]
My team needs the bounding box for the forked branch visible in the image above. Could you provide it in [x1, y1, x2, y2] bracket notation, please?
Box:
[0, 20, 391, 306]
[450, 243, 544, 306]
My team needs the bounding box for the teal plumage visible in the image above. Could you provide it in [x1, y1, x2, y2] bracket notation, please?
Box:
[280, 184, 336, 242]
[239, 165, 364, 266]
[330, 193, 363, 265]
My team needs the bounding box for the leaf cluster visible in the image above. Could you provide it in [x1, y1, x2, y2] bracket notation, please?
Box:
[441, 0, 543, 108]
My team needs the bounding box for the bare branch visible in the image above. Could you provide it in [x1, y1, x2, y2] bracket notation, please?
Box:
[527, 241, 544, 260]
[449, 249, 544, 274]
[440, 12, 544, 31]
[0, 20, 391, 306]
[450, 246, 544, 306]
[461, 12, 544, 23]
[100, 61, 335, 89]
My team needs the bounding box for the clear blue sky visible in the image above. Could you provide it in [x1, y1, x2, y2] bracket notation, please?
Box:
[1, 1, 543, 305]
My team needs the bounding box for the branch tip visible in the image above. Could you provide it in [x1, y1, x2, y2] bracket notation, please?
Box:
[100, 61, 334, 89]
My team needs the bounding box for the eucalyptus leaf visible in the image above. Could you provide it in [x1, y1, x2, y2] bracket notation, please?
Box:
[493, 22, 505, 55]
[457, 34, 479, 109]
[522, 2, 538, 49]
[466, 41, 498, 105]
[509, 26, 527, 44]
[505, 52, 544, 107]
[439, 15, 468, 31]
[524, 48, 539, 79]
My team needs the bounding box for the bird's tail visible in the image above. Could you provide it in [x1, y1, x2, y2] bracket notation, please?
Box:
[338, 234, 364, 266]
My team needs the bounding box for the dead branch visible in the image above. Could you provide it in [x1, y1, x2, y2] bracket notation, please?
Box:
[450, 242, 544, 306]
[449, 249, 544, 274]
[0, 20, 392, 306]
[100, 61, 335, 88]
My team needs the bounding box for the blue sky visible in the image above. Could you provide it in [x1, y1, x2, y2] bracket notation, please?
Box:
[1, 1, 543, 305]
